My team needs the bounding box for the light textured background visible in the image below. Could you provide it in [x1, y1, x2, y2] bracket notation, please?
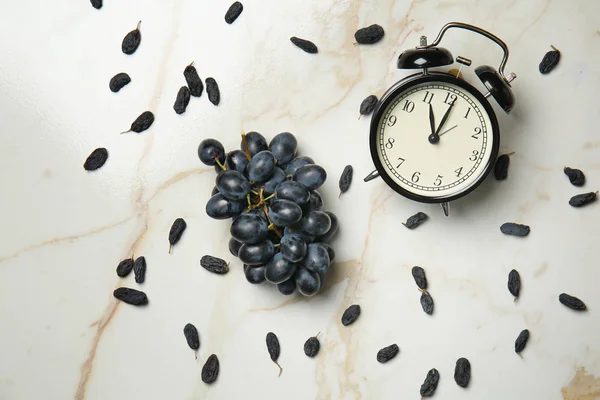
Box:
[0, 0, 599, 399]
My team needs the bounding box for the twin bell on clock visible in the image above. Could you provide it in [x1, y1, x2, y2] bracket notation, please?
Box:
[366, 22, 517, 216]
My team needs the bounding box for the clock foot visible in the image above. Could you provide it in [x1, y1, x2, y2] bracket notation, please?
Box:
[363, 169, 380, 183]
[441, 202, 450, 217]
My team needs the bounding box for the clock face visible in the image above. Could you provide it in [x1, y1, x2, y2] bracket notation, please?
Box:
[372, 74, 499, 202]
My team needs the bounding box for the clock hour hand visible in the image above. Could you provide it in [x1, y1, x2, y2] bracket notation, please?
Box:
[427, 104, 439, 144]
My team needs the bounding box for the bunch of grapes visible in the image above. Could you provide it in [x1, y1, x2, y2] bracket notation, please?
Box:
[199, 131, 338, 296]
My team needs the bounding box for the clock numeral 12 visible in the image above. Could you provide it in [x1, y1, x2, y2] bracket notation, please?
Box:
[455, 167, 463, 177]
[396, 157, 405, 168]
[434, 175, 443, 186]
[402, 100, 414, 113]
[422, 91, 434, 104]
[472, 127, 481, 139]
[444, 92, 457, 105]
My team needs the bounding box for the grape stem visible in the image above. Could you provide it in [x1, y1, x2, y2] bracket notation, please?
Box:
[214, 156, 226, 171]
[264, 205, 283, 238]
[241, 131, 252, 161]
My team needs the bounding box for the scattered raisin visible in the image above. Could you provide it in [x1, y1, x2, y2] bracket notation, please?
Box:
[122, 21, 142, 55]
[564, 167, 585, 187]
[403, 212, 428, 230]
[83, 148, 108, 171]
[508, 269, 521, 301]
[500, 222, 530, 237]
[200, 255, 229, 274]
[376, 344, 399, 363]
[266, 332, 283, 376]
[341, 304, 361, 326]
[354, 24, 385, 44]
[183, 323, 200, 358]
[168, 218, 187, 253]
[559, 293, 587, 311]
[539, 45, 560, 74]
[201, 354, 219, 383]
[206, 78, 220, 106]
[411, 266, 428, 290]
[90, 0, 102, 9]
[420, 368, 440, 397]
[109, 72, 131, 93]
[569, 191, 597, 207]
[116, 258, 134, 278]
[224, 1, 243, 24]
[134, 256, 146, 284]
[184, 63, 203, 97]
[120, 111, 154, 134]
[290, 37, 318, 54]
[359, 95, 378, 117]
[304, 335, 320, 357]
[113, 287, 148, 306]
[339, 165, 353, 196]
[173, 86, 191, 115]
[514, 329, 529, 355]
[494, 152, 513, 180]
[454, 358, 471, 388]
[420, 292, 434, 315]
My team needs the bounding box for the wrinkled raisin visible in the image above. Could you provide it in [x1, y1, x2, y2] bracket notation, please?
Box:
[569, 191, 597, 207]
[224, 1, 243, 24]
[183, 323, 200, 358]
[376, 344, 399, 363]
[341, 304, 361, 326]
[120, 111, 154, 134]
[116, 258, 134, 278]
[84, 148, 108, 171]
[339, 165, 353, 195]
[201, 354, 219, 383]
[454, 358, 471, 388]
[559, 293, 587, 311]
[515, 329, 529, 354]
[420, 292, 434, 315]
[184, 63, 203, 97]
[539, 45, 560, 74]
[420, 368, 440, 397]
[494, 152, 513, 180]
[200, 255, 229, 274]
[113, 287, 148, 306]
[564, 167, 585, 187]
[411, 266, 427, 290]
[206, 78, 220, 106]
[403, 212, 428, 229]
[304, 335, 320, 357]
[500, 222, 530, 237]
[508, 269, 520, 301]
[290, 37, 318, 54]
[168, 218, 187, 253]
[90, 0, 102, 9]
[354, 24, 384, 44]
[359, 94, 378, 117]
[134, 256, 146, 284]
[173, 86, 190, 115]
[122, 21, 142, 55]
[109, 73, 131, 93]
[266, 332, 283, 376]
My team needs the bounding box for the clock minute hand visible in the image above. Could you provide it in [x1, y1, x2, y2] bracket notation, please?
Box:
[434, 100, 455, 136]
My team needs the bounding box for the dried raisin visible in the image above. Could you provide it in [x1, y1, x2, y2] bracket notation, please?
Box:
[420, 292, 434, 315]
[559, 293, 587, 311]
[134, 256, 146, 284]
[500, 222, 530, 237]
[494, 152, 513, 180]
[303, 335, 320, 357]
[508, 269, 520, 301]
[206, 77, 220, 106]
[266, 332, 283, 376]
[184, 63, 203, 97]
[359, 94, 378, 117]
[403, 212, 427, 229]
[116, 258, 134, 278]
[354, 24, 384, 44]
[168, 218, 187, 253]
[83, 148, 108, 171]
[113, 287, 148, 306]
[454, 358, 471, 388]
[183, 323, 200, 358]
[539, 45, 560, 74]
[122, 21, 142, 55]
[109, 72, 131, 93]
[173, 86, 190, 115]
[90, 0, 102, 9]
[341, 304, 360, 326]
[376, 344, 399, 363]
[514, 329, 529, 354]
[411, 266, 427, 290]
[201, 354, 219, 383]
[200, 255, 229, 274]
[569, 191, 597, 207]
[290, 37, 318, 54]
[224, 1, 243, 24]
[338, 165, 353, 196]
[420, 368, 440, 397]
[120, 111, 154, 134]
[564, 167, 585, 187]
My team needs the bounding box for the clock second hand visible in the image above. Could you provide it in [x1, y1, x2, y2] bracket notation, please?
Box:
[438, 124, 458, 137]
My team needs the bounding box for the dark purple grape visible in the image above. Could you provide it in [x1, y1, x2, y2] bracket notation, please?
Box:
[278, 277, 297, 295]
[226, 150, 250, 174]
[244, 265, 266, 284]
[248, 150, 276, 182]
[293, 164, 327, 190]
[242, 131, 268, 157]
[239, 241, 275, 266]
[268, 200, 303, 227]
[211, 186, 220, 196]
[295, 268, 321, 296]
[319, 212, 339, 242]
[304, 243, 330, 274]
[206, 193, 246, 219]
[284, 226, 315, 243]
[280, 233, 307, 263]
[269, 132, 297, 165]
[264, 253, 297, 284]
[198, 139, 225, 166]
[305, 190, 324, 212]
[263, 167, 286, 195]
[275, 180, 310, 204]
[230, 214, 269, 244]
[216, 170, 251, 201]
[229, 237, 243, 257]
[285, 156, 314, 176]
[300, 211, 331, 236]
[319, 242, 336, 263]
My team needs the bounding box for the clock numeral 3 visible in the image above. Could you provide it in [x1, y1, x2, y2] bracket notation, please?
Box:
[422, 91, 434, 104]
[385, 137, 395, 149]
[454, 167, 463, 177]
[472, 127, 481, 139]
[402, 100, 414, 113]
[396, 157, 405, 168]
[444, 92, 457, 105]
[434, 175, 443, 186]
[469, 150, 479, 161]
[387, 115, 397, 126]
[411, 171, 420, 183]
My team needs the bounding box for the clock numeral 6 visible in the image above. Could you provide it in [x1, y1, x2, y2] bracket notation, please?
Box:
[472, 127, 481, 139]
[469, 150, 479, 161]
[387, 115, 397, 127]
[411, 171, 420, 183]
[385, 137, 395, 149]
[434, 175, 443, 186]
[402, 100, 414, 113]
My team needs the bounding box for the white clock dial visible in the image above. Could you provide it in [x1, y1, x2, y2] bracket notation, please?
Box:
[376, 81, 494, 199]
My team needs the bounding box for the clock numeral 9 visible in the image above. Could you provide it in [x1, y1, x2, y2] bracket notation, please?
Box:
[472, 127, 481, 139]
[434, 175, 443, 186]
[444, 92, 457, 105]
[402, 100, 414, 113]
[411, 171, 420, 183]
[387, 115, 397, 127]
[469, 150, 479, 161]
[396, 157, 405, 168]
[385, 137, 395, 149]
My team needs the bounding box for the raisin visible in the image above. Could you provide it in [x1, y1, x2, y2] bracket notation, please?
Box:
[338, 165, 353, 196]
[109, 72, 131, 93]
[500, 222, 530, 237]
[376, 344, 399, 363]
[303, 335, 320, 357]
[224, 1, 243, 24]
[420, 292, 434, 315]
[403, 212, 428, 230]
[420, 368, 440, 397]
[206, 78, 220, 106]
[134, 256, 146, 284]
[341, 304, 361, 326]
[83, 148, 108, 171]
[266, 332, 283, 376]
[183, 323, 200, 358]
[122, 21, 142, 55]
[201, 354, 219, 383]
[113, 287, 148, 305]
[539, 45, 560, 74]
[494, 152, 514, 180]
[359, 95, 378, 117]
[411, 266, 427, 290]
[454, 358, 471, 388]
[168, 218, 187, 253]
[184, 62, 203, 97]
[173, 86, 191, 115]
[120, 111, 154, 134]
[200, 255, 229, 274]
[290, 37, 318, 54]
[559, 293, 587, 311]
[569, 191, 597, 207]
[564, 167, 585, 187]
[354, 24, 384, 44]
[116, 258, 134, 278]
[90, 0, 102, 9]
[508, 269, 521, 301]
[514, 329, 529, 355]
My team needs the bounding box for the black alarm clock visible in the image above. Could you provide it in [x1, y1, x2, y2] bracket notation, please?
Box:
[365, 22, 517, 216]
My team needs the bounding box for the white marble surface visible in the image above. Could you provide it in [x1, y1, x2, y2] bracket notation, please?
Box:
[1, 0, 600, 399]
